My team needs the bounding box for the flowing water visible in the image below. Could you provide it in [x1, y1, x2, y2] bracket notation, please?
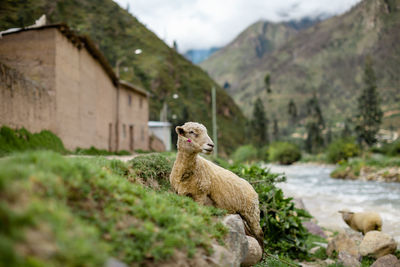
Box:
[266, 164, 400, 244]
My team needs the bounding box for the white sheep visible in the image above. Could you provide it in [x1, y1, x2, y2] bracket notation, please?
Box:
[339, 210, 382, 235]
[169, 122, 264, 247]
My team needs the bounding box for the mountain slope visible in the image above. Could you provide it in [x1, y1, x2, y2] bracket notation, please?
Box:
[201, 20, 299, 95]
[201, 0, 400, 130]
[0, 0, 247, 154]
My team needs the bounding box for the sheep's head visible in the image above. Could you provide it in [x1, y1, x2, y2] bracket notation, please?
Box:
[176, 122, 214, 154]
[339, 210, 354, 224]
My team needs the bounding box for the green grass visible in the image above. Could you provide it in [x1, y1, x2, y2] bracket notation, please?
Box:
[117, 153, 175, 191]
[255, 254, 300, 267]
[0, 126, 67, 156]
[302, 234, 329, 261]
[0, 151, 227, 266]
[360, 256, 375, 266]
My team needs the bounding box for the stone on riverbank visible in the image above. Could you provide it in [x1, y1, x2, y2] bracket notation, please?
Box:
[242, 236, 263, 266]
[338, 251, 361, 267]
[327, 233, 361, 258]
[302, 221, 327, 238]
[222, 214, 249, 264]
[370, 254, 400, 267]
[359, 231, 397, 259]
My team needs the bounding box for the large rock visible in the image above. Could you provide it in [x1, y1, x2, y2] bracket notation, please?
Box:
[326, 233, 360, 258]
[208, 244, 236, 266]
[149, 134, 166, 152]
[338, 251, 361, 267]
[222, 215, 248, 265]
[293, 197, 307, 211]
[370, 254, 400, 267]
[302, 221, 326, 238]
[242, 236, 262, 267]
[359, 231, 397, 259]
[106, 258, 128, 267]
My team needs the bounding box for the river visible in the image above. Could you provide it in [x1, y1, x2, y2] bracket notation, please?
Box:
[266, 164, 400, 244]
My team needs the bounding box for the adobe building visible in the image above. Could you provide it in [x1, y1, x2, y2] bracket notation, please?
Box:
[0, 24, 149, 151]
[117, 80, 149, 151]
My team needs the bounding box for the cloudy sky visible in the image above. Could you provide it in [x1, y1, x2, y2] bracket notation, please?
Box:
[114, 0, 362, 52]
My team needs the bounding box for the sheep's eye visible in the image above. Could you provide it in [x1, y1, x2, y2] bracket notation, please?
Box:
[189, 131, 194, 134]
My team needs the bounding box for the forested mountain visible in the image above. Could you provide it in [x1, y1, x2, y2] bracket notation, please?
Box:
[201, 0, 400, 130]
[0, 0, 247, 154]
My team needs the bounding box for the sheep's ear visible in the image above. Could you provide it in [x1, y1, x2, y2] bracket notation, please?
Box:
[176, 126, 185, 135]
[339, 210, 354, 214]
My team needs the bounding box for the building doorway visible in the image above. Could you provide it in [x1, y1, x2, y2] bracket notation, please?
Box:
[129, 125, 134, 151]
[108, 123, 112, 151]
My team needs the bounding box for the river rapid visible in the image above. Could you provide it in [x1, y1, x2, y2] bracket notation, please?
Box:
[266, 164, 400, 244]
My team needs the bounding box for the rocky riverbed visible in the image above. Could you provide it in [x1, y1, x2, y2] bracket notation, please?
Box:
[266, 164, 400, 246]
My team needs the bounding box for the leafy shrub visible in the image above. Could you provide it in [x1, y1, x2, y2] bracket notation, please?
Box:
[0, 152, 227, 266]
[228, 164, 311, 259]
[386, 140, 400, 156]
[258, 145, 270, 162]
[75, 146, 131, 156]
[326, 138, 360, 163]
[127, 153, 174, 190]
[231, 145, 259, 163]
[0, 126, 67, 156]
[268, 142, 301, 165]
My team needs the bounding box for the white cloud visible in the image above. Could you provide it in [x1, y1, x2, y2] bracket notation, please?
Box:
[114, 0, 362, 52]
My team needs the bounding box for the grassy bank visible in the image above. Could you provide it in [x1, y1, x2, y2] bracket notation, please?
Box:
[0, 151, 227, 266]
[0, 126, 134, 157]
[331, 155, 400, 181]
[0, 126, 67, 156]
[0, 149, 319, 265]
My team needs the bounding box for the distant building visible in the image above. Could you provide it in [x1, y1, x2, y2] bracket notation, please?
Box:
[117, 81, 149, 151]
[0, 23, 149, 151]
[148, 121, 172, 151]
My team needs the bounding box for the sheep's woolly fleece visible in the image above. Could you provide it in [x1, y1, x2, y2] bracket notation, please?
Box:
[170, 122, 264, 247]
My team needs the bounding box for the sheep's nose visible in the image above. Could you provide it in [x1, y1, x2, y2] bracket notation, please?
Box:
[208, 143, 214, 148]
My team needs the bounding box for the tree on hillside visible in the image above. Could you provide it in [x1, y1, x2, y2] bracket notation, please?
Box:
[264, 73, 271, 93]
[272, 118, 279, 141]
[355, 56, 383, 147]
[326, 125, 332, 145]
[341, 118, 353, 138]
[251, 98, 269, 145]
[305, 95, 325, 153]
[288, 99, 298, 125]
[173, 40, 178, 51]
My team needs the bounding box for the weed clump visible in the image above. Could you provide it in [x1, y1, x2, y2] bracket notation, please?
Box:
[0, 126, 67, 156]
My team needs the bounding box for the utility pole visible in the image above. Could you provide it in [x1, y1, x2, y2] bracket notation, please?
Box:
[212, 86, 218, 157]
